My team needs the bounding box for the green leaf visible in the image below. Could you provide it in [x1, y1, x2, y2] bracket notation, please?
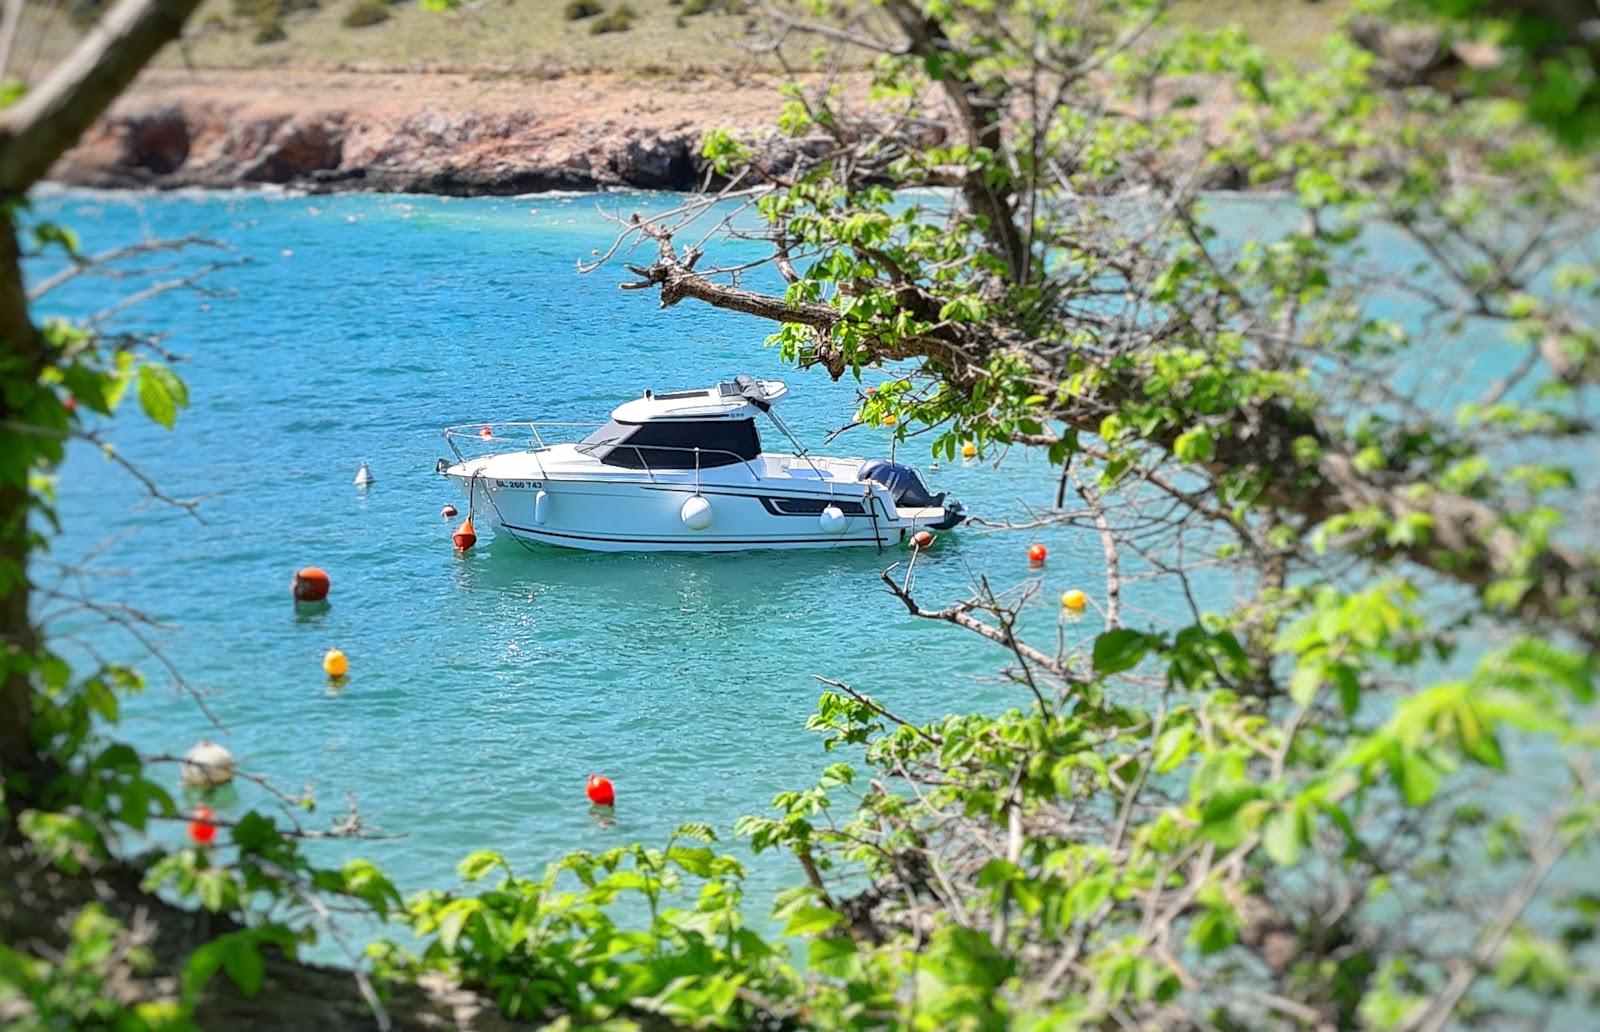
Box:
[1094, 629, 1156, 674]
[221, 938, 265, 997]
[782, 905, 844, 937]
[457, 850, 507, 883]
[1262, 808, 1303, 867]
[136, 363, 189, 429]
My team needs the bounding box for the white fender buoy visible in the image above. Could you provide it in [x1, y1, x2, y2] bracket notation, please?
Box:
[680, 495, 714, 530]
[181, 738, 236, 788]
[818, 505, 847, 534]
[533, 489, 549, 525]
[353, 461, 374, 487]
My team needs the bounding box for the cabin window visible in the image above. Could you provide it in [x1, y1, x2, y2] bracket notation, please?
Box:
[578, 419, 762, 469]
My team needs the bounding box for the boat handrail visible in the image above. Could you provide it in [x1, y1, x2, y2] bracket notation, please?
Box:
[442, 422, 783, 486]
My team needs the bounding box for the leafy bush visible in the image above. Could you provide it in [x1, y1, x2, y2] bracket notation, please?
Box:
[588, 4, 636, 34]
[251, 19, 287, 43]
[340, 0, 390, 27]
[563, 0, 602, 18]
[681, 0, 747, 14]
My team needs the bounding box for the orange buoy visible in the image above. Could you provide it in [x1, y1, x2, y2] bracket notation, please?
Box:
[910, 529, 935, 551]
[188, 804, 217, 846]
[292, 567, 331, 603]
[961, 441, 977, 459]
[587, 773, 615, 806]
[453, 517, 477, 551]
[883, 413, 897, 426]
[479, 426, 493, 439]
[322, 648, 349, 679]
[1028, 543, 1048, 564]
[441, 504, 458, 519]
[1060, 589, 1088, 611]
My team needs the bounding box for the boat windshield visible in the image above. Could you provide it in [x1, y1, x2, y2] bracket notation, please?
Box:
[576, 418, 762, 470]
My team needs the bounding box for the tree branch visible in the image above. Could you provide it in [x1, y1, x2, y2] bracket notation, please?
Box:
[0, 0, 206, 195]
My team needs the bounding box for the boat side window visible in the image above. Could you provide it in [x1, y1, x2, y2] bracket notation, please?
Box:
[578, 419, 762, 469]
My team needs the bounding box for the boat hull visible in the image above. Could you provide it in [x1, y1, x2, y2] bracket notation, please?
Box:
[452, 473, 921, 553]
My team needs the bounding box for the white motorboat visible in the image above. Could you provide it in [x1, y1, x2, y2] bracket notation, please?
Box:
[437, 376, 964, 552]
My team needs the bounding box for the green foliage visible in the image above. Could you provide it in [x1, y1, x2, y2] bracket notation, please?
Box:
[0, 905, 183, 1030]
[230, 0, 317, 43]
[371, 828, 802, 1026]
[681, 0, 750, 14]
[588, 5, 637, 34]
[1396, 0, 1600, 148]
[252, 19, 287, 44]
[340, 0, 391, 28]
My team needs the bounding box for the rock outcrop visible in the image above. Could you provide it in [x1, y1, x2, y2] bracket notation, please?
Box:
[49, 69, 792, 194]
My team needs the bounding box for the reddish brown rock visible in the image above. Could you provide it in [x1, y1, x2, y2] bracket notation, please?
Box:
[49, 68, 798, 195]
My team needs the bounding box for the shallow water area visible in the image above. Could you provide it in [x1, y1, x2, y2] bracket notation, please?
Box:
[34, 188, 1116, 933]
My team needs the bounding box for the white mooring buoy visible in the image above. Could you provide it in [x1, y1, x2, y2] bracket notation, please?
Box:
[354, 461, 374, 487]
[181, 738, 236, 788]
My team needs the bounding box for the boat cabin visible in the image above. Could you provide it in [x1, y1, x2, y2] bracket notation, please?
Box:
[577, 378, 787, 470]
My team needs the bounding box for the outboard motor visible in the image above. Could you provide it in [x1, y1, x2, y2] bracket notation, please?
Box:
[859, 460, 966, 529]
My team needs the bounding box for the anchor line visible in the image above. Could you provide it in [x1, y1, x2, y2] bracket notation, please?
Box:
[469, 469, 547, 558]
[865, 486, 883, 554]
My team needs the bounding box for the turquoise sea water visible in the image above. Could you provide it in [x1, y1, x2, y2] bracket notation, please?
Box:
[33, 188, 1124, 932]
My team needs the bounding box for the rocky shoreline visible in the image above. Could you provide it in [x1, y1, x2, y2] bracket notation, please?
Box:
[47, 69, 797, 195]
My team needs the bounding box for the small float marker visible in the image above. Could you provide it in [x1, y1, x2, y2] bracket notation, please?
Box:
[354, 461, 374, 487]
[181, 738, 236, 788]
[292, 567, 331, 603]
[479, 426, 494, 439]
[961, 441, 978, 459]
[323, 647, 349, 679]
[188, 805, 217, 846]
[910, 529, 935, 551]
[586, 773, 616, 807]
[453, 517, 477, 551]
[441, 504, 458, 519]
[1060, 589, 1088, 612]
[1028, 543, 1048, 565]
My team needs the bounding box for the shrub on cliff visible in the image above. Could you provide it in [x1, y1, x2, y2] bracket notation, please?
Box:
[341, 0, 390, 27]
[563, 0, 602, 19]
[681, 0, 748, 15]
[251, 18, 286, 43]
[588, 4, 635, 34]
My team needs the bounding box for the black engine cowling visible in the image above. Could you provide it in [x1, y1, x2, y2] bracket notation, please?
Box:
[859, 460, 943, 508]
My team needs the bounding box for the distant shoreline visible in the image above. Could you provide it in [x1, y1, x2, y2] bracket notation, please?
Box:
[47, 68, 803, 196]
[49, 66, 1250, 198]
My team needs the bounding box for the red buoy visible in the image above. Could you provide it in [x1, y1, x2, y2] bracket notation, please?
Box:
[441, 504, 458, 519]
[453, 517, 477, 551]
[292, 567, 331, 603]
[910, 529, 935, 551]
[188, 804, 217, 846]
[1028, 543, 1048, 565]
[63, 394, 78, 412]
[479, 426, 494, 439]
[586, 773, 615, 807]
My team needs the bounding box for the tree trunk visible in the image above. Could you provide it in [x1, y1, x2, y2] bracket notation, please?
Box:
[0, 210, 43, 805]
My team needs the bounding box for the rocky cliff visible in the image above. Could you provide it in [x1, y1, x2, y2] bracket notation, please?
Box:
[49, 69, 793, 194]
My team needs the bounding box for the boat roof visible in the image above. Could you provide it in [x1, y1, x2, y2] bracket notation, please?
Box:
[610, 377, 788, 423]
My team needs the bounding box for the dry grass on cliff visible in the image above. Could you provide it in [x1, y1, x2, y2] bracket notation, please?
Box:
[10, 0, 1350, 79]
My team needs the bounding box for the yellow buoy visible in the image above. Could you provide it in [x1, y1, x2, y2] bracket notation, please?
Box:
[1060, 589, 1088, 612]
[323, 647, 349, 678]
[961, 441, 978, 459]
[883, 414, 897, 426]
